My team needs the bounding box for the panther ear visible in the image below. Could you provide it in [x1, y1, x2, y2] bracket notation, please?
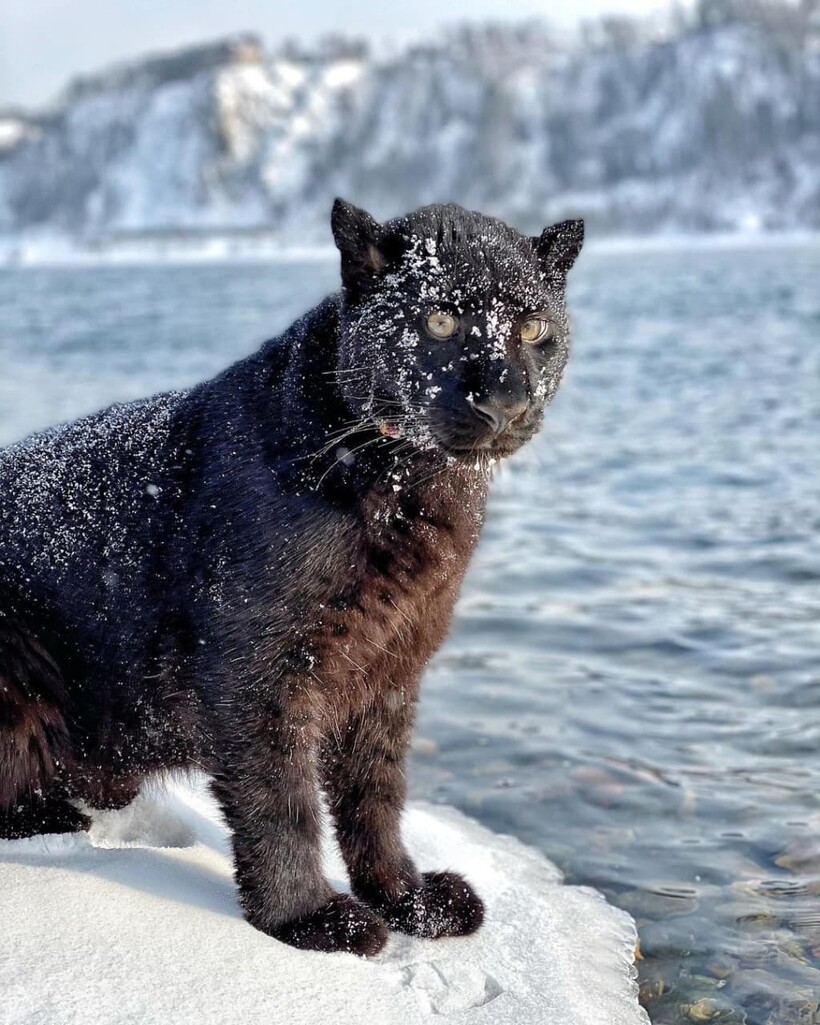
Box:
[534, 219, 585, 278]
[331, 198, 387, 291]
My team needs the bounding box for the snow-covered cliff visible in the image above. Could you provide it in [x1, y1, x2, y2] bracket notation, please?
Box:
[1, 15, 818, 245]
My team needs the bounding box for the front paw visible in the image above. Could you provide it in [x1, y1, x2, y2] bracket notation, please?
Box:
[366, 871, 485, 940]
[270, 894, 388, 956]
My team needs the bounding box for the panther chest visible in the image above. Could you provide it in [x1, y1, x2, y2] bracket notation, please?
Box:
[313, 495, 481, 714]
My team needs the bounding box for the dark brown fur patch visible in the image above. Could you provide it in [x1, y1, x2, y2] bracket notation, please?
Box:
[0, 611, 72, 806]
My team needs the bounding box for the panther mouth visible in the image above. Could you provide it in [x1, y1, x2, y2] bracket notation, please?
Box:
[376, 418, 476, 461]
[421, 426, 519, 464]
[377, 421, 404, 439]
[374, 415, 518, 463]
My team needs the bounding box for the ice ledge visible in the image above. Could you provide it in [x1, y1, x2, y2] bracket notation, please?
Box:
[1, 779, 649, 1025]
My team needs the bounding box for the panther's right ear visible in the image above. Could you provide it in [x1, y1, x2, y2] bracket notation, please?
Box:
[331, 198, 387, 291]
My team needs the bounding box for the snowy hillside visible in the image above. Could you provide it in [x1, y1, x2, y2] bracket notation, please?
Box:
[1, 779, 648, 1025]
[0, 9, 819, 246]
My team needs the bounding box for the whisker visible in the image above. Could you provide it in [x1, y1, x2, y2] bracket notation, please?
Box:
[322, 366, 377, 377]
[313, 434, 385, 488]
[305, 424, 369, 462]
[345, 395, 426, 409]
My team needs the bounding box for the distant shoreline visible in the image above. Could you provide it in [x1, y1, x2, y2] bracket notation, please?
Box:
[2, 230, 819, 269]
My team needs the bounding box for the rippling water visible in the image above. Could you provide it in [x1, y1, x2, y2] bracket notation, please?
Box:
[1, 243, 819, 1024]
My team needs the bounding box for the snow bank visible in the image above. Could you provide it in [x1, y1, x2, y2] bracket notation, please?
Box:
[2, 229, 818, 270]
[1, 779, 648, 1025]
[0, 231, 337, 268]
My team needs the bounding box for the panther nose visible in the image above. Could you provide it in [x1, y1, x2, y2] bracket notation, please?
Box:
[467, 395, 528, 436]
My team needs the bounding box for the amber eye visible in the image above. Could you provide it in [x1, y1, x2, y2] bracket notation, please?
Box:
[520, 316, 557, 345]
[425, 312, 458, 339]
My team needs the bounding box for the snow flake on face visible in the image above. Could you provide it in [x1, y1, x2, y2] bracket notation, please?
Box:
[483, 296, 516, 360]
[422, 237, 442, 273]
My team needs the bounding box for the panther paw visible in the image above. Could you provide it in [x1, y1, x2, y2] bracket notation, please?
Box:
[271, 893, 389, 957]
[367, 871, 485, 940]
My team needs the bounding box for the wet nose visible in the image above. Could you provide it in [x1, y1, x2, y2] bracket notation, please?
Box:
[467, 395, 529, 436]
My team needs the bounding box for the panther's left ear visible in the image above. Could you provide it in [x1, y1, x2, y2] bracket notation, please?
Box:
[534, 219, 585, 278]
[331, 198, 388, 291]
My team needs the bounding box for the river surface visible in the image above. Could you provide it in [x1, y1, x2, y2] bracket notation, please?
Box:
[1, 242, 819, 1024]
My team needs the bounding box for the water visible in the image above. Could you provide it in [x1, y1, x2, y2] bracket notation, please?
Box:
[2, 244, 819, 1024]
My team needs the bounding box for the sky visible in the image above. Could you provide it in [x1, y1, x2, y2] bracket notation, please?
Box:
[0, 0, 673, 110]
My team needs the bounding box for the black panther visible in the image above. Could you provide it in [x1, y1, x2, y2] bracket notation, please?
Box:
[0, 199, 583, 955]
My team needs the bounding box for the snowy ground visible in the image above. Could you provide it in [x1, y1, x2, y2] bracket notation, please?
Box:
[2, 779, 648, 1025]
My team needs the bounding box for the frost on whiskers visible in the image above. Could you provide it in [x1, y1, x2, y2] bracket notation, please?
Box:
[0, 393, 185, 586]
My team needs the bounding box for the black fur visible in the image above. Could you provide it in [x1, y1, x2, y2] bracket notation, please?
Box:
[0, 201, 583, 953]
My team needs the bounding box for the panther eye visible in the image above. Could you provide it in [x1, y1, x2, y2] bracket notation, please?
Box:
[520, 316, 557, 345]
[425, 312, 458, 339]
